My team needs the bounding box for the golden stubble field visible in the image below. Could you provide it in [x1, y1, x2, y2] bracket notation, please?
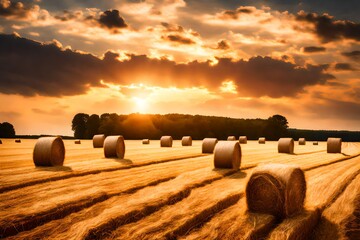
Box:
[0, 139, 359, 239]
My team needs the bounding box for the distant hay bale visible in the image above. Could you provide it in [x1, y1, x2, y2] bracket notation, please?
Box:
[258, 137, 266, 144]
[0, 139, 2, 144]
[15, 139, 21, 143]
[104, 135, 125, 159]
[33, 136, 65, 166]
[214, 141, 241, 170]
[142, 139, 150, 144]
[74, 140, 81, 144]
[182, 136, 192, 146]
[93, 134, 105, 148]
[239, 136, 247, 144]
[313, 142, 318, 145]
[278, 138, 294, 154]
[327, 138, 342, 153]
[227, 136, 236, 141]
[160, 136, 173, 147]
[202, 138, 218, 153]
[246, 164, 306, 218]
[298, 138, 306, 145]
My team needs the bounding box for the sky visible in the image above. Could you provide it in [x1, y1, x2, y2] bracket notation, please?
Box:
[0, 0, 359, 135]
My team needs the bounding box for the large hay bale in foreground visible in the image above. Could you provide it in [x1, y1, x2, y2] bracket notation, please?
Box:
[202, 138, 218, 153]
[214, 141, 241, 170]
[278, 138, 294, 154]
[298, 138, 306, 145]
[227, 136, 236, 141]
[15, 139, 21, 143]
[160, 136, 173, 147]
[239, 136, 247, 144]
[327, 138, 342, 153]
[93, 134, 105, 148]
[74, 140, 81, 144]
[246, 164, 306, 218]
[313, 142, 318, 145]
[33, 137, 65, 166]
[142, 139, 150, 144]
[104, 136, 125, 159]
[258, 137, 266, 144]
[181, 136, 192, 146]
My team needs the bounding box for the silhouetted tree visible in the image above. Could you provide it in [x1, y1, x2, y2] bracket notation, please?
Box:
[0, 122, 16, 138]
[263, 114, 289, 140]
[85, 114, 100, 139]
[72, 113, 89, 139]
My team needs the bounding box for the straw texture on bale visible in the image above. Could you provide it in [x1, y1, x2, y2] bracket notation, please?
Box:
[227, 136, 236, 141]
[258, 137, 266, 144]
[160, 136, 173, 147]
[299, 138, 306, 145]
[313, 142, 319, 145]
[278, 138, 294, 154]
[202, 138, 218, 153]
[181, 136, 192, 146]
[239, 136, 247, 144]
[93, 134, 105, 148]
[74, 140, 81, 144]
[246, 164, 306, 218]
[33, 137, 65, 166]
[213, 141, 241, 169]
[142, 139, 150, 144]
[15, 139, 21, 143]
[327, 138, 342, 153]
[103, 136, 125, 159]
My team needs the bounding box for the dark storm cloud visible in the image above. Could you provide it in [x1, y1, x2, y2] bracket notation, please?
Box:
[302, 46, 326, 53]
[341, 51, 360, 61]
[0, 34, 334, 98]
[334, 63, 356, 71]
[216, 40, 230, 50]
[98, 9, 127, 29]
[0, 0, 32, 18]
[162, 34, 195, 44]
[296, 11, 360, 43]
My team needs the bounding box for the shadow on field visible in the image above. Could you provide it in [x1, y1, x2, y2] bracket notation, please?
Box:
[112, 159, 133, 165]
[35, 166, 73, 172]
[228, 171, 247, 179]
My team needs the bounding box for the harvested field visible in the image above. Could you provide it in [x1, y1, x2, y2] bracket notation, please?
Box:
[0, 139, 359, 239]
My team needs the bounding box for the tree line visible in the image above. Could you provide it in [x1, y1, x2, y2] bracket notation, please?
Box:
[0, 122, 16, 138]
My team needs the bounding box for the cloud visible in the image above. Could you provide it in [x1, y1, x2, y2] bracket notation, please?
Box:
[296, 11, 360, 43]
[98, 9, 127, 29]
[0, 0, 49, 21]
[216, 40, 230, 50]
[341, 50, 360, 61]
[302, 46, 326, 53]
[334, 63, 356, 71]
[218, 6, 255, 20]
[161, 34, 195, 44]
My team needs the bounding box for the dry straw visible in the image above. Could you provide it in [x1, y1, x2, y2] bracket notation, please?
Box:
[313, 142, 319, 145]
[93, 134, 105, 148]
[227, 136, 236, 141]
[239, 136, 247, 144]
[104, 135, 125, 159]
[160, 136, 173, 147]
[74, 140, 81, 144]
[298, 138, 306, 145]
[214, 141, 241, 169]
[202, 138, 218, 153]
[246, 163, 306, 218]
[181, 136, 192, 146]
[327, 138, 342, 153]
[258, 137, 266, 144]
[15, 139, 21, 143]
[33, 136, 65, 166]
[278, 138, 294, 154]
[142, 139, 150, 144]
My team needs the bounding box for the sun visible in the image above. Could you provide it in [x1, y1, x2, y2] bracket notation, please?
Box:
[133, 97, 147, 112]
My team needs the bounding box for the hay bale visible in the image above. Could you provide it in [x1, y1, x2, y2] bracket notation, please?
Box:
[160, 136, 173, 147]
[181, 136, 192, 146]
[93, 134, 105, 148]
[104, 135, 125, 159]
[298, 138, 306, 145]
[227, 136, 236, 141]
[246, 164, 306, 218]
[313, 142, 318, 145]
[278, 138, 294, 154]
[214, 141, 241, 170]
[239, 136, 247, 144]
[15, 139, 21, 143]
[258, 137, 266, 144]
[202, 138, 218, 153]
[74, 140, 81, 144]
[33, 137, 65, 166]
[327, 138, 342, 153]
[142, 139, 150, 144]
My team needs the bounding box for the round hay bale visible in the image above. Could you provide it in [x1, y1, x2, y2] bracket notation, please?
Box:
[74, 140, 81, 144]
[278, 138, 294, 154]
[239, 136, 247, 144]
[181, 136, 192, 146]
[227, 136, 236, 141]
[93, 134, 105, 148]
[258, 137, 266, 144]
[298, 138, 306, 145]
[246, 163, 306, 218]
[313, 142, 319, 145]
[202, 138, 218, 153]
[33, 137, 65, 166]
[15, 139, 21, 143]
[142, 139, 150, 144]
[104, 135, 125, 159]
[160, 136, 173, 147]
[214, 141, 241, 170]
[327, 138, 342, 153]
